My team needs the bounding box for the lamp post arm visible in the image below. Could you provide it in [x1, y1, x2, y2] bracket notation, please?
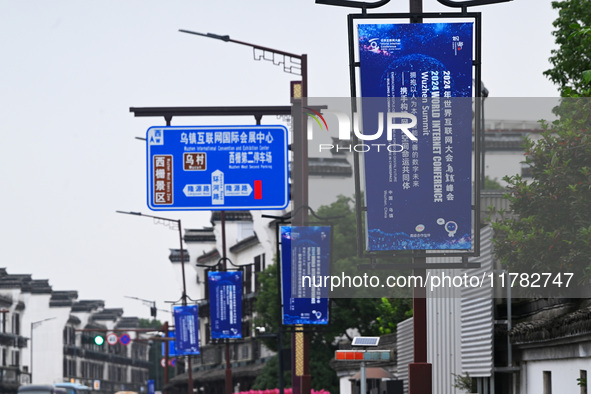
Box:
[178, 29, 302, 59]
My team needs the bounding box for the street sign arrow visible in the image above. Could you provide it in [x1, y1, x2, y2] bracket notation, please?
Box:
[225, 184, 253, 197]
[183, 184, 212, 197]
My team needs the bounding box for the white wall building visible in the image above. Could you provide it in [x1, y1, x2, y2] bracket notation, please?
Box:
[0, 269, 151, 394]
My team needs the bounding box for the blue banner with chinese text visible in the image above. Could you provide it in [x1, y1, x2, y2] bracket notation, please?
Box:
[358, 23, 473, 251]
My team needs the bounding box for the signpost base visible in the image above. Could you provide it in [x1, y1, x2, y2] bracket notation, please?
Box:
[409, 362, 432, 394]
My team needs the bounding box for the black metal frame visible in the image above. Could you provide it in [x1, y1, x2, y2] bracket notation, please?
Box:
[347, 12, 483, 260]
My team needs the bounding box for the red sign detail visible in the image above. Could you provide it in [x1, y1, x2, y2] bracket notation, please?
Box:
[254, 180, 262, 200]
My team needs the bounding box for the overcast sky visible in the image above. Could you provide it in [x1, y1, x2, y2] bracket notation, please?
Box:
[0, 0, 560, 319]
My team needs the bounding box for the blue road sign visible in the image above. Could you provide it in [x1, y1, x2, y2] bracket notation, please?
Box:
[146, 125, 289, 211]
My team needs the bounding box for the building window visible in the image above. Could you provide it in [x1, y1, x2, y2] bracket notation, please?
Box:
[241, 343, 250, 360]
[64, 358, 76, 378]
[543, 371, 552, 394]
[254, 254, 265, 292]
[12, 314, 20, 335]
[63, 326, 76, 345]
[580, 370, 587, 394]
[0, 312, 5, 333]
[244, 265, 252, 295]
[238, 221, 254, 241]
[242, 322, 251, 338]
[11, 350, 19, 367]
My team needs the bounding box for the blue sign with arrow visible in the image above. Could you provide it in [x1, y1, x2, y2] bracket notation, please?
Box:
[146, 125, 289, 211]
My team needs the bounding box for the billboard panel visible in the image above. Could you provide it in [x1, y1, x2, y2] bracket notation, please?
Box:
[358, 22, 474, 251]
[208, 271, 243, 339]
[281, 226, 330, 325]
[173, 305, 199, 355]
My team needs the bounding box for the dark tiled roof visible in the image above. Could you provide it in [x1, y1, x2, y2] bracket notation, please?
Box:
[210, 211, 253, 223]
[72, 300, 105, 312]
[116, 317, 140, 328]
[50, 291, 78, 307]
[229, 235, 259, 253]
[92, 308, 124, 321]
[511, 305, 591, 344]
[169, 248, 190, 263]
[197, 249, 221, 265]
[308, 157, 352, 177]
[184, 228, 216, 243]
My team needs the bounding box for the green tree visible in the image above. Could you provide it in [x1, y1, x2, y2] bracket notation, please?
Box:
[494, 0, 591, 284]
[139, 318, 163, 329]
[492, 114, 591, 283]
[484, 176, 503, 190]
[543, 0, 591, 96]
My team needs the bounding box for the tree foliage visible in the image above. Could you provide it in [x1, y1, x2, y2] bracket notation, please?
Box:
[494, 0, 591, 285]
[544, 0, 591, 96]
[492, 105, 591, 283]
[484, 176, 504, 190]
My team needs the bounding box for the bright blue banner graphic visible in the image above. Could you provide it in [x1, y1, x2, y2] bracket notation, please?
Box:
[281, 226, 330, 325]
[161, 330, 177, 357]
[146, 125, 289, 211]
[358, 23, 474, 251]
[208, 271, 243, 339]
[173, 305, 200, 355]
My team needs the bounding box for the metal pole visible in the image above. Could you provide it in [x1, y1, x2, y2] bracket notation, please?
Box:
[30, 322, 33, 383]
[273, 220, 286, 394]
[220, 211, 233, 394]
[360, 360, 367, 394]
[178, 219, 195, 394]
[406, 4, 432, 393]
[164, 321, 169, 393]
[291, 55, 311, 394]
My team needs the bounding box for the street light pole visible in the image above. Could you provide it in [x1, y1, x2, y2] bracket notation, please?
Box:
[30, 317, 56, 383]
[179, 30, 310, 394]
[116, 210, 194, 394]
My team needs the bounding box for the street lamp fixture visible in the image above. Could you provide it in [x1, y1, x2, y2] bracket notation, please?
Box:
[116, 210, 193, 394]
[178, 29, 310, 394]
[178, 29, 305, 83]
[30, 317, 56, 383]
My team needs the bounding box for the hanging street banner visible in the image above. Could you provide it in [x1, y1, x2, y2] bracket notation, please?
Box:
[173, 305, 200, 355]
[358, 22, 474, 251]
[208, 271, 243, 339]
[281, 226, 330, 325]
[146, 125, 289, 211]
[161, 330, 177, 357]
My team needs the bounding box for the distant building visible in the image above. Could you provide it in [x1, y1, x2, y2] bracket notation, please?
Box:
[0, 269, 151, 394]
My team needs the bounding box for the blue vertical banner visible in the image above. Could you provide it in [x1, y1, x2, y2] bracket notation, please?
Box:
[147, 380, 155, 394]
[208, 271, 243, 339]
[280, 226, 330, 325]
[358, 23, 474, 251]
[173, 305, 200, 355]
[161, 330, 177, 357]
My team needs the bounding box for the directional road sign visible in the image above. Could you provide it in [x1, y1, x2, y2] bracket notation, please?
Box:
[146, 125, 289, 211]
